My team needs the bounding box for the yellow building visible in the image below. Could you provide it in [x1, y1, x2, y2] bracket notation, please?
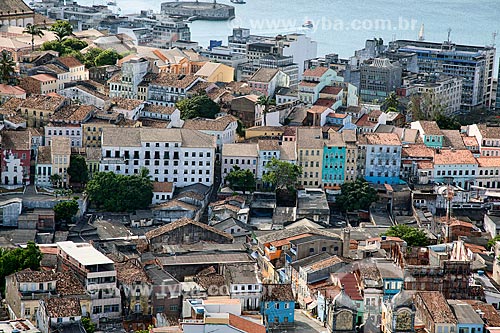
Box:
[82, 114, 141, 148]
[195, 62, 234, 83]
[244, 126, 285, 140]
[18, 95, 67, 128]
[297, 127, 324, 187]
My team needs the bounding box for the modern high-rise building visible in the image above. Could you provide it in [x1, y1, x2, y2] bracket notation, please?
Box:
[390, 39, 496, 111]
[496, 60, 500, 109]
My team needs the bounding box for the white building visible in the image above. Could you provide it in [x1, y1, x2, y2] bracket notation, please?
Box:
[140, 103, 182, 126]
[110, 97, 144, 120]
[59, 85, 111, 110]
[45, 124, 82, 147]
[36, 297, 82, 333]
[109, 57, 150, 99]
[100, 127, 216, 187]
[221, 143, 259, 181]
[56, 241, 121, 322]
[433, 149, 478, 190]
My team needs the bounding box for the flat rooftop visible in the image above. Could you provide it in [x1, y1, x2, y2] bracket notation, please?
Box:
[57, 241, 114, 266]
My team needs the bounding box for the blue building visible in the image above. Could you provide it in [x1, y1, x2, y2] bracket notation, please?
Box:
[377, 261, 404, 301]
[448, 301, 484, 333]
[358, 133, 402, 185]
[261, 284, 295, 328]
[322, 131, 346, 187]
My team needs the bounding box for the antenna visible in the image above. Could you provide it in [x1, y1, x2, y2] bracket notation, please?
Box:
[447, 28, 452, 44]
[418, 24, 425, 41]
[492, 31, 498, 48]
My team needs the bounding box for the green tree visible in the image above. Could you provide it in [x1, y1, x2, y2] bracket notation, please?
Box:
[176, 93, 220, 120]
[49, 174, 62, 188]
[82, 47, 104, 67]
[94, 49, 122, 66]
[384, 224, 430, 247]
[433, 112, 461, 130]
[487, 235, 500, 250]
[81, 316, 95, 333]
[85, 169, 153, 212]
[68, 155, 89, 184]
[54, 199, 79, 223]
[50, 20, 73, 42]
[23, 23, 44, 51]
[0, 242, 42, 293]
[225, 166, 256, 194]
[335, 178, 378, 212]
[257, 95, 276, 126]
[262, 158, 302, 191]
[382, 92, 399, 111]
[61, 38, 88, 51]
[0, 51, 16, 84]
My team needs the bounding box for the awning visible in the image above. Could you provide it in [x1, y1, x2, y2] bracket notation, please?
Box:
[307, 300, 318, 310]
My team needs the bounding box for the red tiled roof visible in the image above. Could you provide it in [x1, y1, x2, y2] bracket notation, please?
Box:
[314, 98, 336, 108]
[320, 86, 342, 95]
[228, 314, 266, 333]
[303, 67, 329, 78]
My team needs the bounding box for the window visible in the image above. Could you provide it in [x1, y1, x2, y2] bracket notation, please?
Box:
[275, 303, 279, 309]
[284, 303, 290, 309]
[169, 304, 178, 312]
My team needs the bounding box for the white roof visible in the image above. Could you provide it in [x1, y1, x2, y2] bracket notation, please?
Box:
[57, 241, 113, 266]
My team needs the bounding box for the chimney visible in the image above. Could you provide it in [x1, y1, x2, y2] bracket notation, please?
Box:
[341, 228, 350, 257]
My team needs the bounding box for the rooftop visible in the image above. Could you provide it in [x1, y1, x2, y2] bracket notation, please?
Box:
[111, 97, 143, 110]
[249, 68, 279, 83]
[2, 130, 30, 150]
[153, 182, 174, 193]
[262, 284, 294, 302]
[360, 132, 401, 146]
[303, 66, 329, 78]
[114, 259, 150, 285]
[57, 241, 113, 266]
[14, 269, 57, 283]
[433, 149, 477, 165]
[417, 291, 457, 324]
[415, 121, 442, 136]
[145, 217, 233, 241]
[182, 115, 237, 132]
[222, 143, 258, 157]
[44, 297, 81, 318]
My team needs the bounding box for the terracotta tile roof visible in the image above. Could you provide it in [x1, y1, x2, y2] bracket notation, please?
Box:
[111, 97, 143, 110]
[477, 124, 500, 139]
[320, 86, 342, 95]
[143, 104, 177, 115]
[113, 259, 150, 284]
[56, 56, 83, 68]
[150, 73, 199, 89]
[463, 243, 486, 253]
[262, 284, 294, 302]
[145, 217, 233, 241]
[307, 105, 329, 114]
[360, 132, 401, 146]
[312, 100, 333, 109]
[417, 291, 457, 324]
[0, 97, 24, 112]
[37, 146, 52, 164]
[303, 66, 329, 78]
[228, 314, 266, 333]
[415, 121, 442, 136]
[2, 130, 30, 150]
[463, 300, 500, 327]
[258, 139, 280, 151]
[402, 145, 434, 158]
[299, 80, 320, 87]
[44, 297, 81, 318]
[433, 149, 477, 165]
[462, 136, 478, 147]
[339, 272, 363, 301]
[152, 199, 198, 211]
[153, 182, 174, 193]
[56, 272, 87, 296]
[366, 236, 404, 243]
[328, 113, 348, 119]
[20, 94, 66, 110]
[0, 84, 26, 95]
[417, 161, 434, 169]
[269, 233, 313, 248]
[14, 269, 57, 283]
[29, 73, 56, 82]
[51, 104, 94, 123]
[182, 115, 237, 132]
[355, 114, 377, 128]
[476, 157, 500, 167]
[249, 68, 279, 83]
[306, 255, 343, 272]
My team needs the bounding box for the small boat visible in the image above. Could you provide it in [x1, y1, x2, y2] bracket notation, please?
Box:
[107, 1, 116, 5]
[230, 0, 246, 3]
[302, 20, 313, 28]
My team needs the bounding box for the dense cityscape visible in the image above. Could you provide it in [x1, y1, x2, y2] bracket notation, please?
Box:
[0, 0, 498, 332]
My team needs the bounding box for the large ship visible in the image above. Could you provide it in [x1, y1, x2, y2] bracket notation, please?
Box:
[161, 1, 235, 21]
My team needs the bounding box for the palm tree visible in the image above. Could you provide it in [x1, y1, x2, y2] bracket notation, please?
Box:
[257, 95, 276, 127]
[23, 24, 44, 51]
[0, 51, 16, 84]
